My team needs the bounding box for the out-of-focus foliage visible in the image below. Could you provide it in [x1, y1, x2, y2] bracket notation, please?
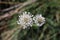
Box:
[1, 0, 60, 40]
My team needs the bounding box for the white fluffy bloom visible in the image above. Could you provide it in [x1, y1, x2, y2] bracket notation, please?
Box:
[33, 14, 45, 26]
[17, 11, 33, 29]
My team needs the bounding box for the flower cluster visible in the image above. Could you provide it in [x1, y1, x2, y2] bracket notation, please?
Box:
[17, 11, 45, 29]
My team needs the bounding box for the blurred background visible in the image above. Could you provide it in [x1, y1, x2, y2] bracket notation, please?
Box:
[0, 0, 60, 40]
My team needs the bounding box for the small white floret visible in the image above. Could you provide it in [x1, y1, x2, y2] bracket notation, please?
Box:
[33, 14, 45, 26]
[17, 11, 33, 29]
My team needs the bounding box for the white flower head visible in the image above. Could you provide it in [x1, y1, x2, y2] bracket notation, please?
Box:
[33, 14, 45, 27]
[17, 11, 33, 29]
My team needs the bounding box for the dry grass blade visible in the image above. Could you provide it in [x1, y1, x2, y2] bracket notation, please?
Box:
[56, 11, 60, 23]
[0, 25, 7, 31]
[1, 3, 22, 12]
[38, 24, 48, 40]
[0, 0, 37, 20]
[0, 2, 20, 4]
[1, 26, 22, 40]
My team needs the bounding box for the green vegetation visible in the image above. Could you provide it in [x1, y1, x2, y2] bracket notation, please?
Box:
[0, 0, 60, 40]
